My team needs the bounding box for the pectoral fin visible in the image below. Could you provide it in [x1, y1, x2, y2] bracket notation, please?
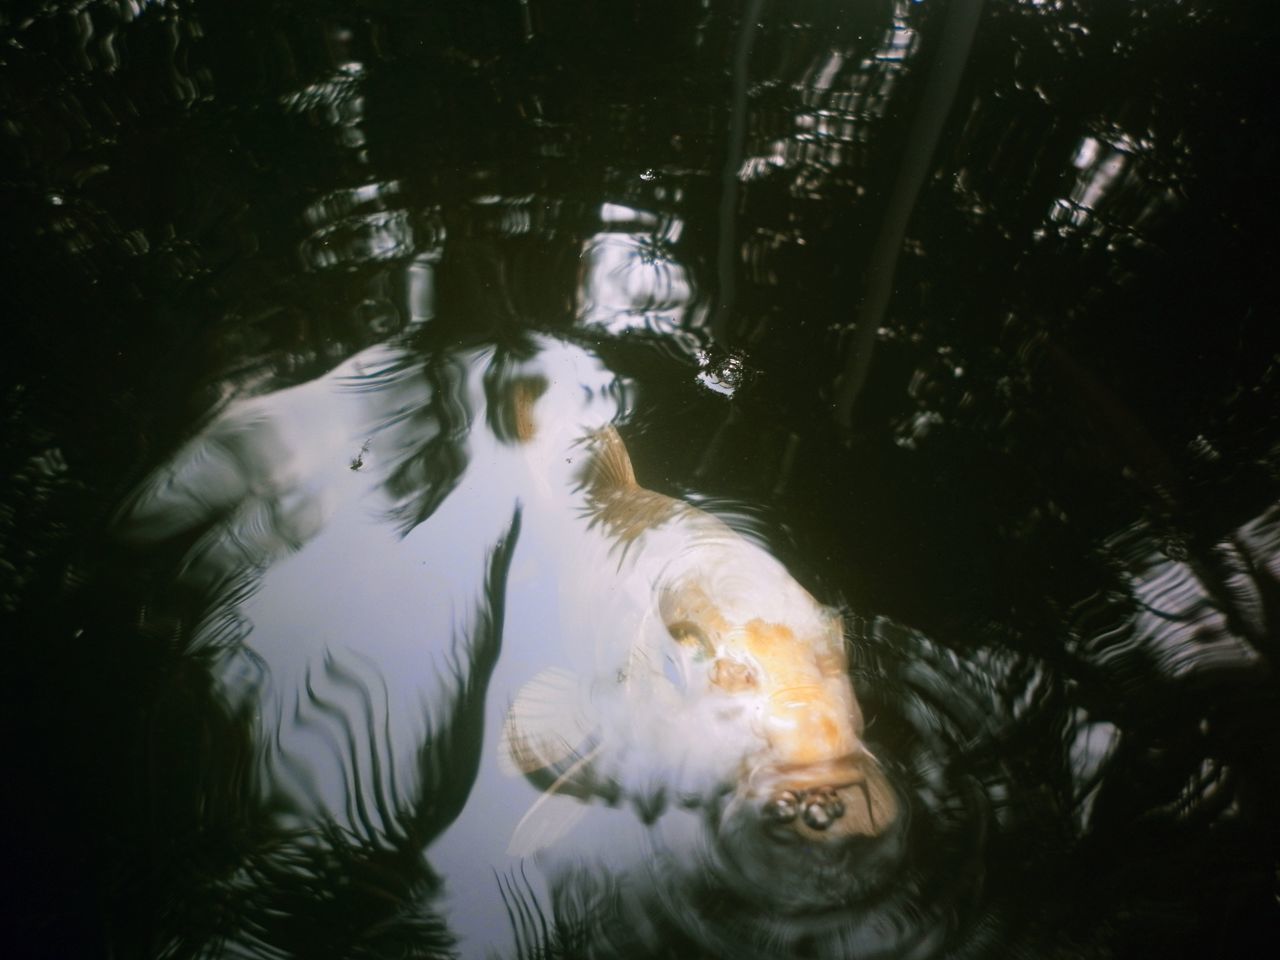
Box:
[507, 745, 603, 857]
[501, 671, 618, 855]
[499, 668, 596, 780]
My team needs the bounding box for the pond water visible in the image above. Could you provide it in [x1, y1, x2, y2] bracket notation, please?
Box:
[3, 1, 1279, 958]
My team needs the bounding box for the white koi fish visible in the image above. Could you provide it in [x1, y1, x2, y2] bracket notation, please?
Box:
[501, 406, 898, 855]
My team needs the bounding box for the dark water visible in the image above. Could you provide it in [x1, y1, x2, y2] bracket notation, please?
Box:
[3, 1, 1279, 957]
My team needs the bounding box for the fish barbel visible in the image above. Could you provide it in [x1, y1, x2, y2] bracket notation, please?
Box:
[502, 407, 898, 851]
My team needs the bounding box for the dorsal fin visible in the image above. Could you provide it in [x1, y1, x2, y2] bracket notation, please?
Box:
[576, 426, 682, 544]
[580, 425, 637, 496]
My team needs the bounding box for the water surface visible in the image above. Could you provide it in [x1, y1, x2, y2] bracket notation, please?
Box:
[2, 1, 1278, 958]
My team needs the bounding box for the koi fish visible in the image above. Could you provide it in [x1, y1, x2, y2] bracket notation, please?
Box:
[500, 417, 898, 854]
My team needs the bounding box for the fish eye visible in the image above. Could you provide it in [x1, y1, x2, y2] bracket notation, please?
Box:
[666, 619, 714, 658]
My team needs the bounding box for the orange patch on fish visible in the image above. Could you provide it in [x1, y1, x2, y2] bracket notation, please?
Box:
[742, 620, 820, 688]
[739, 620, 860, 766]
[763, 691, 858, 766]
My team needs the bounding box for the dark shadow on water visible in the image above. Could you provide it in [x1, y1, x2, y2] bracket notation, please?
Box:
[2, 1, 1280, 958]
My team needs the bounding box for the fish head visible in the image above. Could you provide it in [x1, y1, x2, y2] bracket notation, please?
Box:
[741, 615, 900, 843]
[716, 617, 903, 901]
[658, 583, 900, 843]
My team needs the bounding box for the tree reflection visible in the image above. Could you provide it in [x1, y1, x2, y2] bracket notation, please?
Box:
[192, 512, 521, 960]
[2, 0, 1278, 958]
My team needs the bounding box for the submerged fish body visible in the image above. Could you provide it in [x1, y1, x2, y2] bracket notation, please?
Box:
[504, 404, 898, 855]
